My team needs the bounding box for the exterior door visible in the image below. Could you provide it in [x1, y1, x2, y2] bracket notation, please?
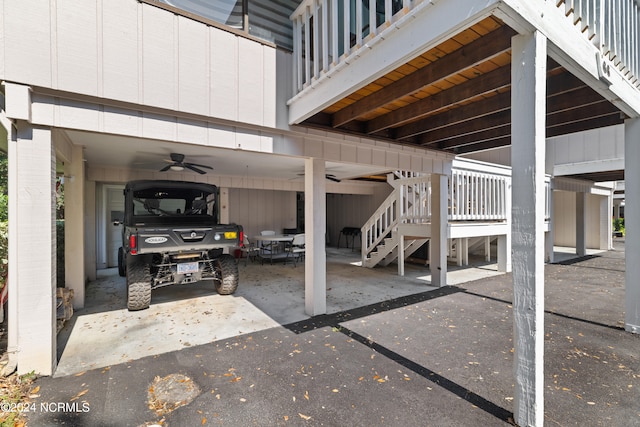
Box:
[106, 186, 124, 268]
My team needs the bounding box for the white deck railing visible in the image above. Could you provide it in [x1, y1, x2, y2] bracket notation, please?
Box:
[291, 0, 639, 96]
[361, 163, 512, 260]
[290, 0, 419, 93]
[556, 0, 639, 87]
[450, 169, 508, 221]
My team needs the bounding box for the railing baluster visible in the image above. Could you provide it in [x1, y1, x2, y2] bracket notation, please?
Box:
[356, 0, 363, 46]
[385, 0, 392, 24]
[304, 6, 311, 86]
[322, 0, 329, 72]
[294, 16, 302, 91]
[343, 0, 351, 54]
[331, 0, 338, 64]
[313, 0, 320, 79]
[369, 0, 377, 37]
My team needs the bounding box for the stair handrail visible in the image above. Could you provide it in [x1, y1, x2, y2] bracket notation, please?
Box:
[361, 190, 399, 262]
[398, 175, 432, 224]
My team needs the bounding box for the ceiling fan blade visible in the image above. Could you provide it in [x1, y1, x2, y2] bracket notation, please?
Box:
[160, 164, 172, 172]
[186, 164, 207, 174]
[186, 162, 213, 170]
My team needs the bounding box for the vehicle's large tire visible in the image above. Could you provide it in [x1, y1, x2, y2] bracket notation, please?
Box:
[117, 247, 126, 277]
[214, 254, 239, 295]
[126, 255, 152, 311]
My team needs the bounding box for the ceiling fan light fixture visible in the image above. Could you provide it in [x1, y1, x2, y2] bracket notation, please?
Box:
[170, 165, 184, 171]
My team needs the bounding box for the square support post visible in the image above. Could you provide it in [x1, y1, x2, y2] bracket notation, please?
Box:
[576, 192, 587, 256]
[430, 174, 447, 287]
[63, 144, 86, 309]
[12, 123, 57, 375]
[600, 193, 612, 250]
[511, 31, 547, 427]
[625, 118, 640, 333]
[304, 158, 327, 316]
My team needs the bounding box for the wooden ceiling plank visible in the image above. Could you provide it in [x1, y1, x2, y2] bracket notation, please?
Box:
[366, 65, 511, 133]
[547, 114, 623, 137]
[453, 136, 512, 154]
[547, 103, 621, 127]
[395, 91, 511, 139]
[418, 110, 511, 145]
[547, 87, 604, 114]
[435, 125, 510, 149]
[331, 25, 516, 128]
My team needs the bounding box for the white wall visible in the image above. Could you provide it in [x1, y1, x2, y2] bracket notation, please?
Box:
[0, 0, 279, 128]
[553, 191, 603, 249]
[326, 183, 392, 247]
[228, 188, 296, 239]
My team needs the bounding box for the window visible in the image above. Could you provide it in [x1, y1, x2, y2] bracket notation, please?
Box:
[155, 0, 298, 50]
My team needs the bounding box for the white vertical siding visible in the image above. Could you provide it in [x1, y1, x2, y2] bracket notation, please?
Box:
[142, 6, 176, 109]
[178, 16, 209, 115]
[56, 0, 99, 96]
[553, 190, 603, 249]
[102, 0, 140, 103]
[210, 29, 239, 121]
[3, 0, 52, 87]
[0, 0, 278, 128]
[238, 38, 265, 126]
[326, 183, 392, 246]
[228, 188, 296, 238]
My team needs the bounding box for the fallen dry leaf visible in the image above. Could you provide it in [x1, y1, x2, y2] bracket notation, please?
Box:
[299, 413, 311, 420]
[70, 389, 89, 401]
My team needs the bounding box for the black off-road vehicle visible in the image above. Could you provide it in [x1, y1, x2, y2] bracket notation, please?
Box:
[117, 180, 242, 311]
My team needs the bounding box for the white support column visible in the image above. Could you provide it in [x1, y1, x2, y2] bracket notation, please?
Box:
[600, 194, 612, 250]
[545, 188, 555, 263]
[13, 123, 57, 375]
[398, 233, 405, 277]
[430, 174, 447, 287]
[305, 158, 327, 316]
[511, 31, 547, 427]
[576, 192, 587, 256]
[485, 236, 491, 262]
[462, 238, 469, 265]
[84, 181, 97, 282]
[63, 144, 85, 309]
[498, 182, 512, 273]
[625, 118, 640, 333]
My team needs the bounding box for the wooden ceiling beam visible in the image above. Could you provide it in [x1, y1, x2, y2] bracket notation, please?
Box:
[392, 69, 591, 141]
[418, 110, 511, 145]
[546, 112, 623, 137]
[331, 25, 516, 128]
[394, 91, 511, 140]
[435, 125, 510, 149]
[547, 86, 605, 114]
[366, 65, 511, 134]
[422, 100, 616, 149]
[453, 136, 512, 154]
[547, 101, 620, 127]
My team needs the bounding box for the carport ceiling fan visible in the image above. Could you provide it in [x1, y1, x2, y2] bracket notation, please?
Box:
[160, 153, 213, 175]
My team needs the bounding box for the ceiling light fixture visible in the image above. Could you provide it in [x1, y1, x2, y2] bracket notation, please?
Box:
[170, 165, 184, 171]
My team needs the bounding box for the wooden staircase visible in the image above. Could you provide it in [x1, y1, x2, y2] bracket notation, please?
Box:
[361, 173, 431, 268]
[361, 159, 515, 269]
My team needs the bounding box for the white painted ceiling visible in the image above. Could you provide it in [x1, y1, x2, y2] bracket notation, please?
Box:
[63, 129, 390, 182]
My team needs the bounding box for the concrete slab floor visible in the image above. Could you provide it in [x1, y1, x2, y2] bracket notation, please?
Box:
[55, 247, 505, 377]
[31, 240, 638, 426]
